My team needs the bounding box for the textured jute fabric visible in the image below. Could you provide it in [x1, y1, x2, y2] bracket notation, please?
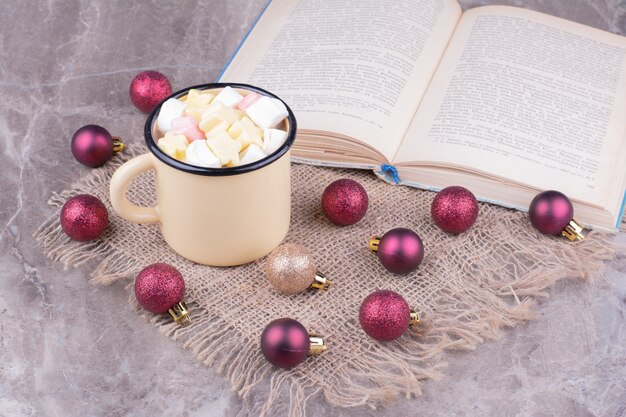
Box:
[35, 145, 617, 416]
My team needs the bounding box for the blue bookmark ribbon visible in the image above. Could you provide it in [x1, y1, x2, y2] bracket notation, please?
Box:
[380, 164, 400, 184]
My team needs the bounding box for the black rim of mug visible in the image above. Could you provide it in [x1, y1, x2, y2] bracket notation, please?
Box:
[144, 82, 297, 176]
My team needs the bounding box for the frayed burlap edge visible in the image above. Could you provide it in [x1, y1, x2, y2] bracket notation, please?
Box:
[34, 146, 620, 417]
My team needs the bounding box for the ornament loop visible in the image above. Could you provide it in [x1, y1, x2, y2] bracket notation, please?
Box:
[308, 334, 327, 355]
[168, 301, 191, 326]
[562, 219, 584, 241]
[310, 272, 332, 290]
[368, 236, 381, 253]
[409, 311, 420, 326]
[112, 136, 126, 154]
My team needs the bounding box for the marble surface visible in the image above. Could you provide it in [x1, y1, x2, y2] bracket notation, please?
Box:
[1, 1, 625, 416]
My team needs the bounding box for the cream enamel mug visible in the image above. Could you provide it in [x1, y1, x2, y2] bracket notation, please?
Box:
[109, 83, 296, 266]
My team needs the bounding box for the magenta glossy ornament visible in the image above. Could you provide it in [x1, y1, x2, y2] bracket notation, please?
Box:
[260, 318, 326, 368]
[129, 70, 172, 113]
[321, 179, 368, 226]
[431, 186, 479, 234]
[60, 194, 109, 241]
[134, 263, 191, 326]
[369, 228, 424, 274]
[359, 290, 419, 341]
[71, 124, 125, 168]
[529, 190, 584, 241]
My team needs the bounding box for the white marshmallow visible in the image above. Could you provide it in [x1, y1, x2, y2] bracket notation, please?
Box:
[245, 96, 288, 129]
[239, 144, 267, 165]
[262, 128, 288, 155]
[157, 98, 186, 132]
[213, 86, 244, 108]
[185, 140, 221, 168]
[271, 98, 288, 116]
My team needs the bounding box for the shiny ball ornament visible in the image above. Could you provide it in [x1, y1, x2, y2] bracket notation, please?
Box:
[321, 178, 369, 226]
[265, 244, 331, 294]
[431, 186, 479, 234]
[129, 70, 172, 113]
[529, 190, 584, 240]
[71, 124, 125, 168]
[369, 228, 424, 274]
[359, 290, 418, 341]
[260, 318, 326, 368]
[134, 263, 191, 326]
[60, 194, 109, 241]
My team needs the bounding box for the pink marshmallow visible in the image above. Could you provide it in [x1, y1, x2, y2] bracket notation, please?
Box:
[236, 92, 261, 110]
[170, 117, 206, 142]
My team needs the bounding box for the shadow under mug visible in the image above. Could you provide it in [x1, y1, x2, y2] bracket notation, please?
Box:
[109, 83, 297, 266]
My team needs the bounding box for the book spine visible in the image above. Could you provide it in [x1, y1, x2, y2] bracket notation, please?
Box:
[617, 190, 626, 229]
[215, 0, 273, 82]
[291, 156, 378, 170]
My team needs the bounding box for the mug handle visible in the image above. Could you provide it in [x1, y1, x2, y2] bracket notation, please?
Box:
[109, 153, 160, 224]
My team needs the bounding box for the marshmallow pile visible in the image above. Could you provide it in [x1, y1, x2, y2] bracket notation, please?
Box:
[155, 87, 289, 168]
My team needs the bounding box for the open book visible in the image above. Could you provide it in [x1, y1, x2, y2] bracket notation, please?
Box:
[218, 0, 626, 232]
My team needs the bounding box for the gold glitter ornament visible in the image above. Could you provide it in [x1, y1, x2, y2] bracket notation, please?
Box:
[265, 243, 332, 294]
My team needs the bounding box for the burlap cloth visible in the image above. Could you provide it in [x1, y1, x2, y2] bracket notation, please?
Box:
[35, 145, 617, 416]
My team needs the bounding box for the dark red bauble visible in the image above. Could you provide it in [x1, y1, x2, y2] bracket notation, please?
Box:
[529, 190, 573, 235]
[129, 70, 172, 113]
[431, 186, 479, 234]
[359, 290, 411, 341]
[60, 194, 109, 241]
[71, 125, 114, 168]
[134, 263, 185, 314]
[378, 228, 424, 274]
[321, 179, 369, 226]
[260, 318, 310, 368]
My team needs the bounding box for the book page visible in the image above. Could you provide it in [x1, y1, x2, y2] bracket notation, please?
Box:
[219, 0, 461, 162]
[396, 6, 626, 206]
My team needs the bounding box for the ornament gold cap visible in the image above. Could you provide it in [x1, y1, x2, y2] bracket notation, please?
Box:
[562, 219, 584, 241]
[112, 136, 126, 154]
[308, 333, 327, 356]
[168, 301, 191, 326]
[369, 236, 381, 253]
[310, 272, 332, 290]
[409, 310, 420, 326]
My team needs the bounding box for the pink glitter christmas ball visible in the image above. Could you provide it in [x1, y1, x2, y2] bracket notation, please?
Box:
[129, 70, 172, 113]
[134, 263, 185, 314]
[359, 290, 411, 341]
[431, 186, 479, 234]
[529, 190, 573, 235]
[60, 194, 109, 241]
[321, 179, 369, 226]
